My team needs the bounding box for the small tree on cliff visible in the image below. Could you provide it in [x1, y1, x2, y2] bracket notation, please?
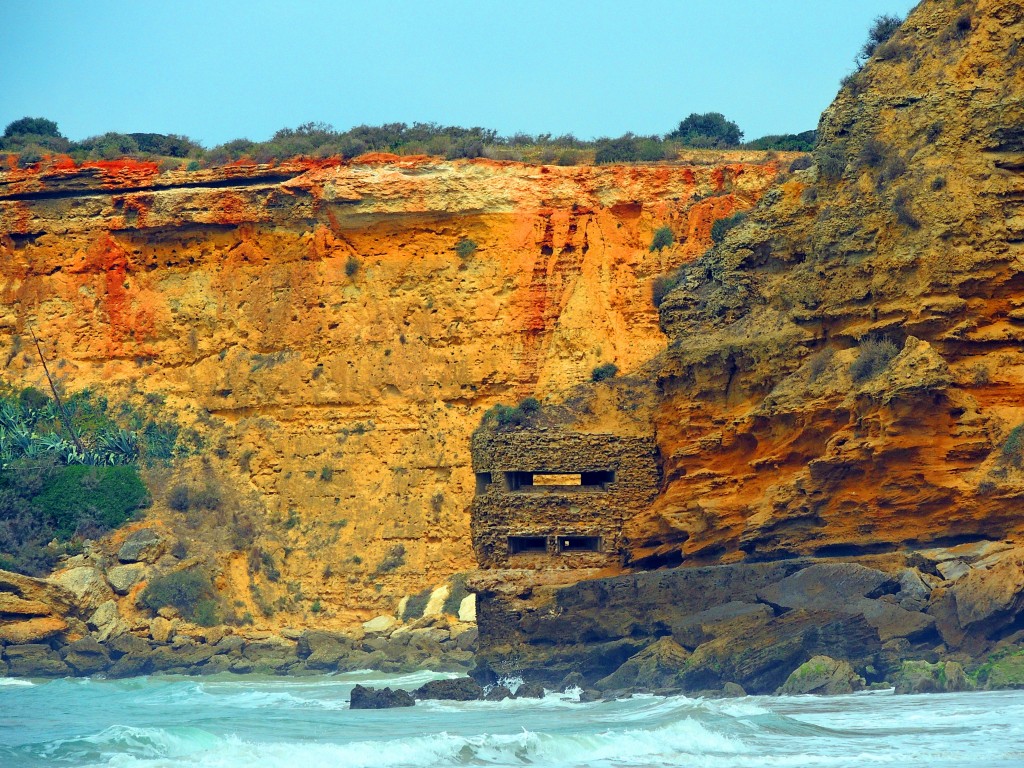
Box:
[668, 113, 743, 148]
[3, 117, 62, 139]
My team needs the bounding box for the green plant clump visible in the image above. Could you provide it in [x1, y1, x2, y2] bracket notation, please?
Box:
[592, 363, 619, 382]
[455, 238, 478, 260]
[141, 568, 219, 626]
[649, 226, 674, 252]
[1001, 424, 1024, 467]
[483, 397, 541, 428]
[711, 212, 747, 244]
[849, 337, 900, 382]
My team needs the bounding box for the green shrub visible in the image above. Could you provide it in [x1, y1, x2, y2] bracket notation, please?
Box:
[345, 255, 360, 277]
[850, 337, 900, 382]
[4, 117, 61, 138]
[373, 544, 406, 575]
[186, 160, 201, 172]
[482, 397, 542, 428]
[594, 136, 640, 163]
[141, 568, 218, 625]
[711, 212, 747, 244]
[931, 176, 947, 192]
[31, 465, 148, 538]
[168, 484, 190, 512]
[892, 189, 921, 229]
[649, 226, 674, 252]
[815, 143, 848, 181]
[860, 14, 903, 62]
[319, 465, 333, 481]
[668, 112, 743, 147]
[788, 155, 813, 172]
[747, 130, 816, 152]
[1002, 425, 1024, 467]
[403, 587, 432, 619]
[455, 238, 478, 260]
[442, 574, 470, 615]
[859, 138, 887, 168]
[652, 271, 680, 308]
[592, 362, 619, 382]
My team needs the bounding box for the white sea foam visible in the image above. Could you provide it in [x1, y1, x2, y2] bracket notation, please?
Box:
[0, 677, 34, 686]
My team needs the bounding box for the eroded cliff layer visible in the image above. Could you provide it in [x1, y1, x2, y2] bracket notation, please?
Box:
[0, 153, 782, 624]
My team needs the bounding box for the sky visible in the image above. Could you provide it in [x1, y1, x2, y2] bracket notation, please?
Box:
[0, 0, 920, 147]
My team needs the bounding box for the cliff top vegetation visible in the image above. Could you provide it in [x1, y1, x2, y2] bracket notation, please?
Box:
[0, 113, 813, 170]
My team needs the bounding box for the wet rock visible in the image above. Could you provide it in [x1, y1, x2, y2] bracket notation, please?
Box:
[117, 528, 165, 564]
[413, 677, 484, 701]
[453, 626, 478, 652]
[514, 682, 545, 699]
[951, 548, 1024, 633]
[721, 682, 747, 698]
[594, 637, 690, 692]
[4, 643, 70, 677]
[681, 609, 880, 695]
[61, 636, 111, 676]
[485, 684, 512, 701]
[578, 688, 602, 702]
[106, 563, 147, 595]
[349, 684, 415, 709]
[297, 631, 351, 670]
[981, 650, 1024, 690]
[106, 654, 153, 679]
[199, 655, 233, 675]
[778, 655, 865, 696]
[106, 633, 153, 658]
[670, 601, 774, 649]
[893, 660, 974, 694]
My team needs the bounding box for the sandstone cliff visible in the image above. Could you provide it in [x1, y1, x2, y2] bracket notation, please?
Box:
[0, 152, 783, 627]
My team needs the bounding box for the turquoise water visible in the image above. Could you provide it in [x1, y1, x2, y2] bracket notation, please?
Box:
[1, 672, 1023, 767]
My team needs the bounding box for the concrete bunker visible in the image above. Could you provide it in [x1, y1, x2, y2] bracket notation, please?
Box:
[472, 429, 660, 569]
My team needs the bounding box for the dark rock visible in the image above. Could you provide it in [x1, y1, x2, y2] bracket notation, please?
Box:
[472, 638, 644, 689]
[721, 682, 747, 697]
[757, 563, 897, 610]
[670, 601, 773, 649]
[414, 677, 484, 701]
[514, 681, 545, 698]
[4, 643, 70, 677]
[558, 671, 586, 691]
[297, 631, 351, 670]
[61, 637, 110, 675]
[216, 635, 246, 653]
[106, 654, 153, 678]
[594, 637, 690, 692]
[117, 529, 165, 564]
[578, 688, 602, 702]
[681, 609, 880, 695]
[106, 633, 153, 658]
[198, 655, 233, 675]
[454, 627, 478, 652]
[349, 684, 415, 709]
[485, 684, 512, 701]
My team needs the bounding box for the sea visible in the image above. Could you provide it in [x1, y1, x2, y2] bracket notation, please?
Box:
[1, 670, 1023, 767]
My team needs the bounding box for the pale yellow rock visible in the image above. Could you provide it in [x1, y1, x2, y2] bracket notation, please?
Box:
[423, 585, 450, 617]
[362, 615, 398, 634]
[0, 616, 68, 644]
[458, 594, 477, 623]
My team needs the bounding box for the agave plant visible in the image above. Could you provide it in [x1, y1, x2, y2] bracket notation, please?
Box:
[95, 428, 140, 465]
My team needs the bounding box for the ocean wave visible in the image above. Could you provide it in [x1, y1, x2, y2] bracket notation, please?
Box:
[0, 677, 34, 686]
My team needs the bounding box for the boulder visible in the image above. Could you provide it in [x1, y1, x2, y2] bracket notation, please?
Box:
[485, 684, 512, 701]
[936, 560, 971, 582]
[0, 616, 68, 644]
[594, 637, 691, 692]
[88, 600, 127, 642]
[107, 563, 147, 595]
[50, 566, 113, 612]
[681, 609, 880, 695]
[413, 677, 484, 701]
[453, 626, 478, 652]
[61, 636, 111, 675]
[0, 568, 75, 613]
[777, 655, 865, 696]
[349, 684, 415, 709]
[0, 592, 54, 616]
[362, 615, 398, 634]
[951, 548, 1024, 632]
[106, 653, 153, 678]
[981, 650, 1024, 690]
[514, 681, 545, 699]
[458, 594, 477, 623]
[106, 633, 153, 658]
[757, 563, 896, 611]
[893, 660, 974, 694]
[896, 568, 932, 611]
[117, 528, 165, 563]
[149, 616, 177, 644]
[4, 643, 70, 677]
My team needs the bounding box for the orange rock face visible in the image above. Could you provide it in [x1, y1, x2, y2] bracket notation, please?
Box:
[0, 154, 783, 626]
[589, 0, 1024, 567]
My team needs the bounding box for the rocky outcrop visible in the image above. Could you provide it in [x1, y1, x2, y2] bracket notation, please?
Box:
[467, 0, 1024, 698]
[0, 152, 783, 626]
[777, 656, 865, 696]
[350, 684, 415, 709]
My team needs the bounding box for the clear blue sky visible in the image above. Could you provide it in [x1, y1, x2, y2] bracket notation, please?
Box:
[1, 0, 919, 146]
